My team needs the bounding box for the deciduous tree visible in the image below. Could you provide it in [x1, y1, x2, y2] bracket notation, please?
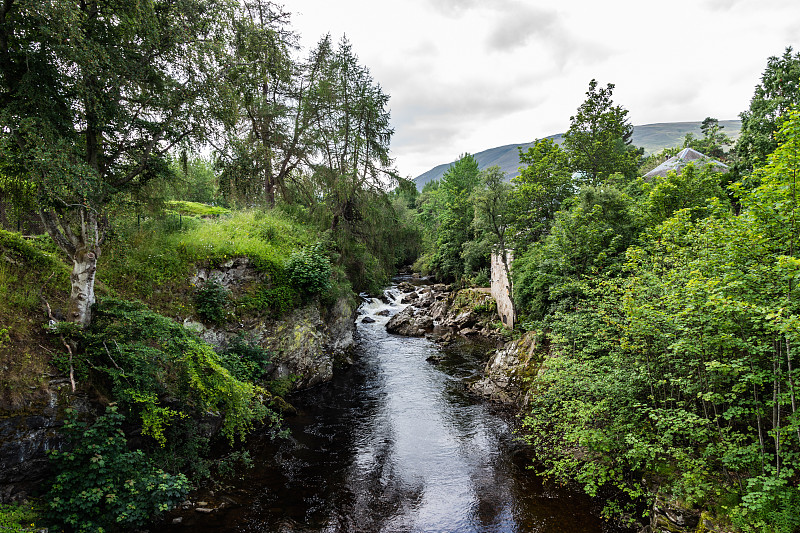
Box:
[562, 79, 641, 185]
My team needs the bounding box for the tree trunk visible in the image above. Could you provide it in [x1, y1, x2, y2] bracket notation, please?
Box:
[39, 206, 102, 328]
[69, 248, 98, 327]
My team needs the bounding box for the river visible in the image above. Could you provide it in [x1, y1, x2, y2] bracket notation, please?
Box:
[164, 281, 627, 532]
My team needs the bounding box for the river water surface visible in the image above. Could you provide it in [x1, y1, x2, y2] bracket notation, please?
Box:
[166, 281, 625, 532]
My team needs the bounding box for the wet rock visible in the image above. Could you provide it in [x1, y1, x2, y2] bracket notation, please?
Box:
[470, 331, 540, 407]
[385, 307, 431, 337]
[645, 495, 701, 533]
[400, 292, 419, 304]
[361, 316, 376, 324]
[397, 281, 415, 292]
[376, 309, 391, 317]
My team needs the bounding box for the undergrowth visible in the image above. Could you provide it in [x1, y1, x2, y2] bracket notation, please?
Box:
[82, 297, 282, 446]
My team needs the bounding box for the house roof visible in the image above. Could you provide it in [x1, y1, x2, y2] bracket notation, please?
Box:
[643, 147, 729, 179]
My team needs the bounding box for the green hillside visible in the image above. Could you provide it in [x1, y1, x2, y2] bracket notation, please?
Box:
[413, 119, 741, 189]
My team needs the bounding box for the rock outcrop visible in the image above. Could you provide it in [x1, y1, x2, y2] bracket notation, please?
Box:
[470, 331, 540, 407]
[185, 258, 357, 391]
[384, 283, 505, 343]
[0, 381, 89, 502]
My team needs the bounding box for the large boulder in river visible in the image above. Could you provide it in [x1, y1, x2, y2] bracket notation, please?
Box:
[386, 307, 433, 337]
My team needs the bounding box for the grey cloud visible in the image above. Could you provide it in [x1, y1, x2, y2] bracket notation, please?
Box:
[486, 5, 559, 52]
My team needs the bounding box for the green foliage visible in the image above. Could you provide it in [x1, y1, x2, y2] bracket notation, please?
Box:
[562, 79, 642, 185]
[83, 298, 277, 445]
[636, 162, 730, 227]
[682, 117, 733, 160]
[734, 47, 800, 180]
[193, 279, 231, 324]
[510, 139, 575, 249]
[513, 185, 637, 321]
[428, 154, 481, 281]
[517, 109, 800, 530]
[0, 501, 41, 533]
[219, 334, 272, 383]
[46, 405, 190, 532]
[285, 242, 332, 296]
[0, 0, 234, 326]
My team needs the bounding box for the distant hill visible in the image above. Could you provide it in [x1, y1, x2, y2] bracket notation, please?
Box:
[412, 120, 741, 190]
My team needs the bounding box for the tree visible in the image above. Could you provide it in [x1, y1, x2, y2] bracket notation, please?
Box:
[472, 165, 513, 299]
[216, 1, 315, 207]
[0, 0, 230, 326]
[683, 117, 732, 160]
[429, 154, 481, 281]
[562, 79, 641, 185]
[305, 35, 395, 231]
[734, 47, 800, 179]
[509, 138, 575, 249]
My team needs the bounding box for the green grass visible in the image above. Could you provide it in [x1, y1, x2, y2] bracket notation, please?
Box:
[165, 200, 230, 217]
[100, 209, 322, 317]
[0, 230, 71, 407]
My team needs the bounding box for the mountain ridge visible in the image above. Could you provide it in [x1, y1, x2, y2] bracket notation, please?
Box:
[412, 119, 741, 190]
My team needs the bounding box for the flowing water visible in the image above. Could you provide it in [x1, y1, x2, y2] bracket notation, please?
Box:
[165, 280, 627, 532]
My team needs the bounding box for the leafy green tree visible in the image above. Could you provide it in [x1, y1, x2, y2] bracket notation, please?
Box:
[636, 162, 730, 228]
[682, 117, 733, 160]
[562, 79, 641, 185]
[429, 154, 481, 281]
[471, 165, 513, 293]
[513, 185, 637, 321]
[734, 47, 800, 179]
[0, 0, 230, 326]
[509, 139, 575, 250]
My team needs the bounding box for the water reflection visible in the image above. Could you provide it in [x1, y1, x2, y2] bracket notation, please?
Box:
[163, 282, 627, 532]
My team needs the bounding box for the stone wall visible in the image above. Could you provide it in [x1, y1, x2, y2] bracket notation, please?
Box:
[490, 250, 515, 328]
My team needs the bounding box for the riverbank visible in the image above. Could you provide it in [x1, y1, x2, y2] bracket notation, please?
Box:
[157, 278, 627, 532]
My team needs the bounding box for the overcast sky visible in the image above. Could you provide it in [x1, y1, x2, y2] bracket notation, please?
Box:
[287, 0, 799, 179]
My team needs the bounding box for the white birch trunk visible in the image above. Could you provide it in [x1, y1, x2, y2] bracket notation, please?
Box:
[68, 249, 98, 327]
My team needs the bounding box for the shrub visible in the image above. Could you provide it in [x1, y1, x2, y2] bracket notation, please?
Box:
[218, 335, 271, 382]
[0, 501, 41, 533]
[46, 405, 190, 532]
[285, 242, 331, 296]
[84, 298, 277, 445]
[193, 279, 230, 324]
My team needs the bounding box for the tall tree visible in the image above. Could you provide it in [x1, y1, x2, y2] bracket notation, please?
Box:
[509, 138, 575, 250]
[0, 0, 230, 326]
[430, 153, 480, 281]
[216, 0, 316, 207]
[306, 35, 395, 231]
[562, 79, 640, 185]
[472, 165, 514, 299]
[734, 47, 800, 179]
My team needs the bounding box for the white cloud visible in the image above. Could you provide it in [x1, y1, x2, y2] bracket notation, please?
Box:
[288, 0, 799, 178]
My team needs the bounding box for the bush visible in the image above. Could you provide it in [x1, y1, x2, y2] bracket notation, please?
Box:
[46, 405, 190, 532]
[218, 335, 271, 382]
[0, 501, 41, 533]
[193, 279, 230, 324]
[285, 242, 331, 296]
